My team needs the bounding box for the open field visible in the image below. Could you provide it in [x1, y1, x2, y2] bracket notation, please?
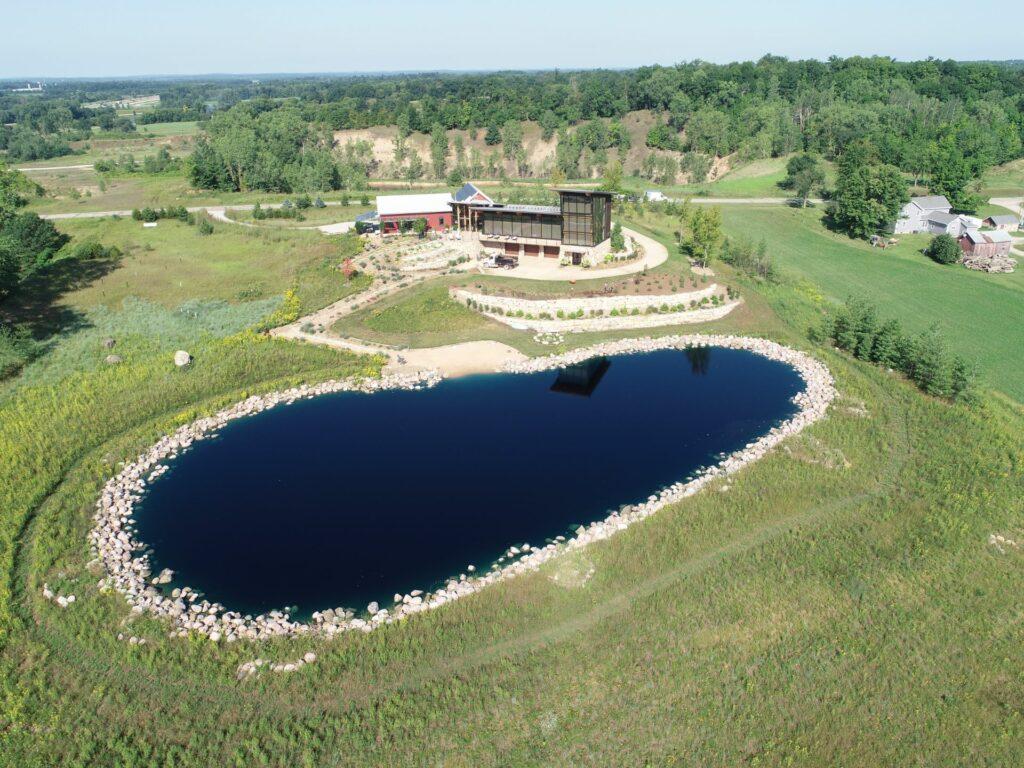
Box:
[701, 206, 1024, 401]
[225, 202, 372, 227]
[136, 120, 201, 137]
[2, 229, 1023, 763]
[980, 158, 1024, 197]
[0, 217, 367, 350]
[623, 155, 837, 200]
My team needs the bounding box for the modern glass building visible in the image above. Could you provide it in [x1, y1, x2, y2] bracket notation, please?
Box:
[558, 189, 612, 248]
[452, 189, 613, 261]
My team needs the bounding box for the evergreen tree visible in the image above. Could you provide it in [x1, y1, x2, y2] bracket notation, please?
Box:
[870, 318, 903, 367]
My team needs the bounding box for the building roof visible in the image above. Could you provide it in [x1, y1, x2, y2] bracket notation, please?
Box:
[927, 212, 958, 225]
[985, 214, 1018, 226]
[468, 203, 561, 215]
[554, 188, 613, 197]
[910, 195, 952, 211]
[375, 192, 453, 217]
[355, 210, 379, 223]
[453, 182, 493, 204]
[963, 229, 986, 244]
[985, 229, 1013, 243]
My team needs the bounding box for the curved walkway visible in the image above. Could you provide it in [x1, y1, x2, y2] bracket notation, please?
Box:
[492, 227, 667, 281]
[268, 272, 529, 377]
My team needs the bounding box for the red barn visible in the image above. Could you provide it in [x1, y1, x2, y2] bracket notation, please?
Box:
[376, 193, 454, 234]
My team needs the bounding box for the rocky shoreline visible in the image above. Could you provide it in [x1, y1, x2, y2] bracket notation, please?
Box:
[90, 335, 835, 643]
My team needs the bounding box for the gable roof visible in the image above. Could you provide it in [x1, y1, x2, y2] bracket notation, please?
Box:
[985, 214, 1018, 226]
[927, 212, 958, 225]
[375, 193, 454, 217]
[909, 195, 952, 211]
[453, 182, 493, 204]
[963, 229, 1012, 244]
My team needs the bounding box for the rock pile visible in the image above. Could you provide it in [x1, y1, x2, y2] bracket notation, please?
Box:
[236, 652, 317, 680]
[42, 584, 76, 608]
[962, 253, 1016, 273]
[90, 370, 441, 643]
[90, 335, 834, 643]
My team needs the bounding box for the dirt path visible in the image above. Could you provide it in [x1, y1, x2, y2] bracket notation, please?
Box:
[17, 163, 96, 172]
[270, 270, 527, 377]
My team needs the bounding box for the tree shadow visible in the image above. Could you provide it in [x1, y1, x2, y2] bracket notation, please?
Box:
[0, 251, 124, 338]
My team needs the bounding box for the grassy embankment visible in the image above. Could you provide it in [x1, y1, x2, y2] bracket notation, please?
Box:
[0, 217, 369, 393]
[2, 210, 1023, 763]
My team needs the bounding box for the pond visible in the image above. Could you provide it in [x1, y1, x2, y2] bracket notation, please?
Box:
[134, 348, 805, 618]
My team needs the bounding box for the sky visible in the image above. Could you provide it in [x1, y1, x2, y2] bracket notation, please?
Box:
[2, 0, 1021, 79]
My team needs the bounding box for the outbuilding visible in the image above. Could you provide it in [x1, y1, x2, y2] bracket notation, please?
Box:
[959, 228, 1013, 258]
[982, 214, 1020, 231]
[376, 192, 454, 234]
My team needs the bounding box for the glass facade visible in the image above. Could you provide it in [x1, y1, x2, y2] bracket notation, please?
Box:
[481, 210, 561, 240]
[560, 192, 612, 247]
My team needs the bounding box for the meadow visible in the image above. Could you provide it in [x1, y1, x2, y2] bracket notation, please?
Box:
[2, 165, 1024, 764]
[2, 243, 1022, 764]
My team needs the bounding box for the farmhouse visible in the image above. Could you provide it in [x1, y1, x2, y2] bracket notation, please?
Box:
[893, 195, 953, 234]
[926, 211, 973, 237]
[376, 192, 454, 234]
[452, 188, 613, 265]
[982, 214, 1020, 231]
[960, 228, 1013, 258]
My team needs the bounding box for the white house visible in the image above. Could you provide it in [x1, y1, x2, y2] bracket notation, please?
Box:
[925, 211, 973, 237]
[893, 195, 952, 234]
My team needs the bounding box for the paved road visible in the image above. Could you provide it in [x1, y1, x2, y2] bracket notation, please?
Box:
[38, 200, 352, 221]
[38, 196, 815, 221]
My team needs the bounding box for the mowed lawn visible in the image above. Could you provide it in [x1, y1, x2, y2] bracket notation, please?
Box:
[137, 120, 200, 137]
[720, 205, 1024, 400]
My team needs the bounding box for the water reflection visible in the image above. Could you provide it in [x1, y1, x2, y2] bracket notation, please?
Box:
[550, 357, 611, 397]
[685, 346, 712, 375]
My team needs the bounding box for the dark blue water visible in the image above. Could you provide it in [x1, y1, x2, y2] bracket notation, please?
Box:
[135, 348, 803, 617]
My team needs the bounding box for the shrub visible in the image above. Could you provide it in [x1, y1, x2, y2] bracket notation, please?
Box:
[925, 234, 961, 265]
[197, 219, 214, 236]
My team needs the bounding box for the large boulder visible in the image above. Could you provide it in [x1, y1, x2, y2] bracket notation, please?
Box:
[173, 350, 192, 367]
[105, 354, 123, 365]
[102, 338, 116, 349]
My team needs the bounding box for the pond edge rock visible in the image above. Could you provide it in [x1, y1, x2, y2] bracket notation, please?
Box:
[90, 334, 836, 643]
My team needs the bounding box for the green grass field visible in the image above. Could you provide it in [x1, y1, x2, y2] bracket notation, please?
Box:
[3, 244, 1023, 764]
[3, 178, 1024, 764]
[6, 217, 352, 314]
[980, 158, 1024, 197]
[137, 121, 200, 137]
[623, 155, 837, 199]
[697, 205, 1024, 401]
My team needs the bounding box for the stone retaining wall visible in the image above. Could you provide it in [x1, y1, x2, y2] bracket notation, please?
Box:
[90, 335, 834, 643]
[452, 284, 722, 316]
